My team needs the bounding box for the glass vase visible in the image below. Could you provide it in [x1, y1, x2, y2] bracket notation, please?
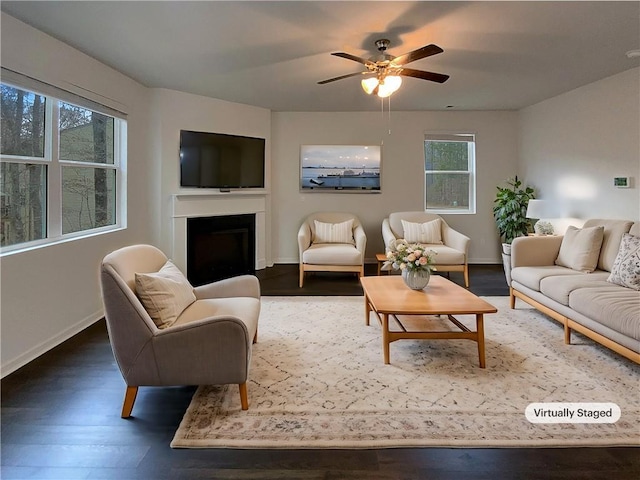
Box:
[402, 268, 431, 290]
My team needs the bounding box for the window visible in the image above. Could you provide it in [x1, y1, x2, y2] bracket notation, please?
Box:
[424, 133, 475, 214]
[1, 81, 126, 252]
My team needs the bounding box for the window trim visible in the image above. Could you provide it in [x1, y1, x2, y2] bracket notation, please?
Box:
[424, 132, 476, 215]
[1, 77, 127, 256]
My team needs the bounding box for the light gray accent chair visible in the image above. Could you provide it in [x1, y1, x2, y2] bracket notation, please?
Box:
[100, 244, 260, 418]
[298, 212, 367, 288]
[382, 211, 471, 287]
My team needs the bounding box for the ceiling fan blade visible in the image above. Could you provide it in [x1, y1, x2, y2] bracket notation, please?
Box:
[318, 72, 368, 85]
[400, 68, 450, 84]
[331, 52, 374, 66]
[392, 44, 443, 66]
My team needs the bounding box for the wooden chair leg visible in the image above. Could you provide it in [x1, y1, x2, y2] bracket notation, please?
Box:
[121, 386, 138, 418]
[509, 289, 516, 309]
[463, 264, 470, 288]
[299, 265, 304, 288]
[253, 329, 258, 344]
[564, 324, 572, 344]
[239, 382, 249, 410]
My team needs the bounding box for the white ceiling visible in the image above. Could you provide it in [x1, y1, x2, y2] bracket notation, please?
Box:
[2, 1, 639, 112]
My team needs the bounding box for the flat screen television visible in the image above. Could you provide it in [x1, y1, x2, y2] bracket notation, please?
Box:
[180, 130, 265, 189]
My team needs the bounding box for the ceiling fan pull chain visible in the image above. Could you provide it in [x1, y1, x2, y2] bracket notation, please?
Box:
[388, 95, 392, 135]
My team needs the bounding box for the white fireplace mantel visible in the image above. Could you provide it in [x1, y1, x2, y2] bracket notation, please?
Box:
[171, 192, 267, 274]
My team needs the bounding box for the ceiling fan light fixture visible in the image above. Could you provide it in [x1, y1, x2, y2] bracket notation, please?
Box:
[361, 77, 379, 95]
[376, 75, 402, 98]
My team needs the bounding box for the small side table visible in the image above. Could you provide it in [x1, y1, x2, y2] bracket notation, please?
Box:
[376, 253, 388, 275]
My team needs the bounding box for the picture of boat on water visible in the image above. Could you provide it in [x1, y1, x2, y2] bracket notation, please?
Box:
[300, 145, 381, 191]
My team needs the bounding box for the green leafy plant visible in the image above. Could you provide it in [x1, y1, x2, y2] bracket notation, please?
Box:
[493, 176, 536, 244]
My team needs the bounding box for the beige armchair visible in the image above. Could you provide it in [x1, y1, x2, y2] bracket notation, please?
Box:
[298, 212, 367, 287]
[100, 244, 260, 417]
[382, 211, 471, 287]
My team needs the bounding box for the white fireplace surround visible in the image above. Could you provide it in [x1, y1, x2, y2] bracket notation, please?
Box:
[171, 193, 267, 276]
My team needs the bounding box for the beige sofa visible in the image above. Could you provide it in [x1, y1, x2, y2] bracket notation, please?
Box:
[101, 244, 261, 416]
[382, 212, 470, 287]
[509, 219, 639, 363]
[298, 212, 366, 287]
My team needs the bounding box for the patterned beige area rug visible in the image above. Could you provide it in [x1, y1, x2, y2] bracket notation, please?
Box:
[171, 296, 639, 448]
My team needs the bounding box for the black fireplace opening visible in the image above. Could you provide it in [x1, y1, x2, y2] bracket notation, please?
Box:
[187, 214, 256, 286]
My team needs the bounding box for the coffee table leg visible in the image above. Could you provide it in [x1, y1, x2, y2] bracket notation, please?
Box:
[364, 295, 371, 326]
[477, 314, 485, 368]
[383, 314, 390, 364]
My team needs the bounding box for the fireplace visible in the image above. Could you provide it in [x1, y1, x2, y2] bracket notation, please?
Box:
[187, 214, 256, 286]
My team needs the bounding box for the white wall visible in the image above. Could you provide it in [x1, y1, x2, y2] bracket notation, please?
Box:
[271, 111, 519, 264]
[519, 68, 640, 221]
[0, 14, 154, 375]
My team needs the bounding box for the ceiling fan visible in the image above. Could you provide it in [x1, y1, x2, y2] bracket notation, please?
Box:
[318, 39, 449, 97]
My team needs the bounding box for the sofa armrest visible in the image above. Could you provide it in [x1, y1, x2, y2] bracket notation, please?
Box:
[297, 222, 312, 258]
[353, 224, 367, 254]
[442, 225, 470, 257]
[511, 235, 563, 267]
[153, 315, 254, 384]
[382, 218, 397, 251]
[194, 275, 260, 300]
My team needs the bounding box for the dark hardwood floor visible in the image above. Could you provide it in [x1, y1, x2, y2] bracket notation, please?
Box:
[2, 264, 638, 479]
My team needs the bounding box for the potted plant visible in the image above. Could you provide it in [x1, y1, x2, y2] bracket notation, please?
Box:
[493, 176, 535, 285]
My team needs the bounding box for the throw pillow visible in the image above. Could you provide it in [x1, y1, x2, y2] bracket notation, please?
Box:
[607, 233, 640, 290]
[135, 260, 196, 329]
[555, 225, 604, 273]
[313, 219, 354, 244]
[401, 219, 443, 244]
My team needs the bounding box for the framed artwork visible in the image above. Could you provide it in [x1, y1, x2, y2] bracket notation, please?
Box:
[300, 145, 381, 192]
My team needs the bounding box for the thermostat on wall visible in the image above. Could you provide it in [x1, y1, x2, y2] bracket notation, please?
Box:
[614, 177, 630, 188]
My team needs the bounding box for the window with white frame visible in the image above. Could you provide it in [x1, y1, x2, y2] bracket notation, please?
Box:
[424, 133, 475, 214]
[1, 77, 127, 253]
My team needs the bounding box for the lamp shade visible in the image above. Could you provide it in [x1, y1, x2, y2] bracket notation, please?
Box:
[361, 77, 379, 95]
[377, 75, 402, 98]
[526, 199, 546, 219]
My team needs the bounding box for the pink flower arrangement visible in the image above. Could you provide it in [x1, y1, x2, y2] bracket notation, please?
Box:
[384, 240, 436, 272]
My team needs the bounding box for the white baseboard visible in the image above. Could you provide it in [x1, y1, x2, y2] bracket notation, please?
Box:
[1, 309, 104, 378]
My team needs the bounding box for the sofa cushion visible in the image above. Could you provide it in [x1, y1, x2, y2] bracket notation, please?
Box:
[540, 271, 614, 306]
[313, 219, 354, 244]
[511, 266, 582, 292]
[401, 219, 443, 244]
[583, 219, 633, 271]
[555, 225, 604, 273]
[422, 245, 465, 265]
[302, 243, 362, 265]
[569, 287, 640, 342]
[135, 260, 196, 329]
[607, 233, 640, 290]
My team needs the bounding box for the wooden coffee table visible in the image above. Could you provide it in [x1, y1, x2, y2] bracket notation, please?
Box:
[360, 275, 498, 367]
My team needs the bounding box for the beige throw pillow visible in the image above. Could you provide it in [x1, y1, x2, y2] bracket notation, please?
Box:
[607, 233, 640, 290]
[555, 225, 605, 273]
[401, 219, 443, 244]
[313, 219, 354, 244]
[135, 260, 196, 329]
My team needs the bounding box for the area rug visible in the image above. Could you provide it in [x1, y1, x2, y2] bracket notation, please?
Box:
[171, 296, 639, 448]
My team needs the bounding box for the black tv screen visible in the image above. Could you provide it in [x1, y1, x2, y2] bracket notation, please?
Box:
[180, 130, 265, 189]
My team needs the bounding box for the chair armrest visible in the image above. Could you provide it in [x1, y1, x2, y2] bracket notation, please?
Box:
[353, 224, 367, 254]
[511, 235, 563, 268]
[442, 224, 470, 257]
[382, 218, 397, 250]
[153, 316, 253, 384]
[194, 275, 260, 300]
[298, 222, 312, 257]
